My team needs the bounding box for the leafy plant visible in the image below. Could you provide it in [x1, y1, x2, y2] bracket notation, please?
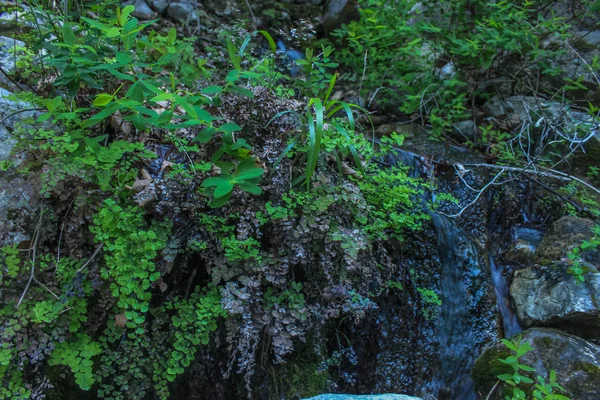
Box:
[498, 336, 570, 400]
[48, 334, 102, 390]
[201, 157, 265, 207]
[565, 225, 600, 283]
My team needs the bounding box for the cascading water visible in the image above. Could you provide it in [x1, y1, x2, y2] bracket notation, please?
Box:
[375, 147, 496, 399]
[429, 213, 482, 400]
[489, 256, 522, 338]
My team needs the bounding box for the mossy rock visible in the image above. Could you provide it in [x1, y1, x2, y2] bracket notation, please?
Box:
[535, 216, 598, 265]
[472, 345, 513, 400]
[472, 328, 600, 400]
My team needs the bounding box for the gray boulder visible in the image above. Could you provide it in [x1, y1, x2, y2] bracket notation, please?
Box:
[147, 0, 170, 13]
[304, 395, 422, 400]
[536, 216, 599, 265]
[473, 328, 600, 400]
[0, 36, 26, 89]
[123, 0, 157, 19]
[167, 1, 199, 24]
[510, 264, 600, 330]
[0, 88, 38, 245]
[322, 0, 359, 36]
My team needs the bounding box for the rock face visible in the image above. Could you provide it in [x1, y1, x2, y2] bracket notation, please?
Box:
[510, 264, 600, 329]
[509, 216, 600, 337]
[473, 328, 600, 400]
[536, 216, 599, 264]
[322, 0, 359, 36]
[0, 88, 38, 245]
[304, 395, 422, 400]
[0, 36, 26, 89]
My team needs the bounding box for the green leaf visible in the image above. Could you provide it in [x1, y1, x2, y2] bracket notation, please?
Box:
[62, 23, 77, 46]
[193, 127, 217, 143]
[83, 103, 120, 127]
[201, 177, 230, 188]
[116, 51, 133, 65]
[236, 168, 264, 180]
[257, 30, 276, 53]
[220, 122, 242, 133]
[167, 27, 177, 46]
[106, 27, 121, 38]
[227, 85, 254, 98]
[150, 92, 174, 102]
[238, 181, 262, 195]
[212, 191, 232, 207]
[201, 86, 223, 95]
[213, 181, 234, 198]
[93, 93, 114, 107]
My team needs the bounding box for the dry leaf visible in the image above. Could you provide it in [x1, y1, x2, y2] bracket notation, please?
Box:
[157, 279, 168, 293]
[342, 162, 359, 177]
[160, 160, 174, 173]
[211, 164, 222, 175]
[140, 169, 152, 180]
[114, 313, 127, 328]
[129, 179, 152, 193]
[110, 111, 132, 136]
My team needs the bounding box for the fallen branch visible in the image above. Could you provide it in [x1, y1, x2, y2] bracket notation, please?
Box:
[76, 244, 104, 273]
[17, 207, 44, 307]
[462, 163, 600, 196]
[437, 168, 505, 218]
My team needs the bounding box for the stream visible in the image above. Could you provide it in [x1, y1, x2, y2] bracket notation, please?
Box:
[379, 147, 520, 399]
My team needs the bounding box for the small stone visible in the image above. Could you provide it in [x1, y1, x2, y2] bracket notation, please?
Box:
[167, 1, 198, 24]
[147, 0, 170, 13]
[451, 120, 476, 141]
[123, 0, 157, 20]
[0, 36, 26, 76]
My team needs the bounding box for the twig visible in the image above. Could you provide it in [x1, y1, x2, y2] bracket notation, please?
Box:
[566, 42, 600, 87]
[76, 244, 104, 273]
[244, 0, 257, 30]
[0, 65, 27, 93]
[463, 162, 600, 196]
[485, 380, 501, 400]
[33, 277, 59, 299]
[17, 207, 44, 307]
[437, 169, 505, 218]
[0, 108, 43, 125]
[527, 176, 584, 213]
[358, 49, 368, 96]
[55, 197, 76, 274]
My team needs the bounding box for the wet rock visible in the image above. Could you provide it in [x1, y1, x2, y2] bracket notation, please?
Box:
[450, 120, 476, 141]
[0, 36, 26, 89]
[304, 395, 422, 400]
[0, 88, 38, 245]
[167, 1, 198, 24]
[536, 216, 598, 265]
[322, 0, 359, 36]
[147, 0, 170, 13]
[436, 62, 455, 80]
[124, 0, 157, 19]
[473, 328, 600, 400]
[0, 37, 25, 73]
[0, 4, 59, 30]
[0, 87, 36, 161]
[510, 264, 600, 331]
[574, 31, 600, 47]
[375, 123, 418, 139]
[505, 227, 544, 265]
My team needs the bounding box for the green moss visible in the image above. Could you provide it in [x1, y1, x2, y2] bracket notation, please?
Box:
[472, 346, 513, 397]
[573, 361, 600, 376]
[271, 340, 329, 400]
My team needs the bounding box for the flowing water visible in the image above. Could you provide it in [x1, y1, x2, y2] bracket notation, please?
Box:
[377, 147, 497, 399]
[490, 256, 522, 338]
[429, 213, 482, 400]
